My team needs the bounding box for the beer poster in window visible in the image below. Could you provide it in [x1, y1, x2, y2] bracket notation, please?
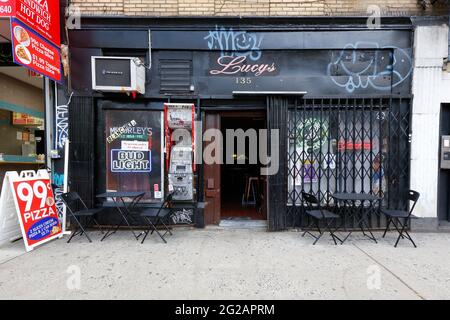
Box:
[105, 109, 163, 202]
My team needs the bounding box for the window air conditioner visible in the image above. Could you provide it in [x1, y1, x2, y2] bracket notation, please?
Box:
[91, 56, 146, 94]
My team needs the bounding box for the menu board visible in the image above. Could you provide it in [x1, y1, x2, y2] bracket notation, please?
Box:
[10, 18, 61, 82]
[2, 0, 62, 81]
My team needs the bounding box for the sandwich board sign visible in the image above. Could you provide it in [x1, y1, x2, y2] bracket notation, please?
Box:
[0, 172, 22, 247]
[0, 170, 62, 252]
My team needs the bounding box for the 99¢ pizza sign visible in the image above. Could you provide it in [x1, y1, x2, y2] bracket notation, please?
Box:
[1, 170, 63, 251]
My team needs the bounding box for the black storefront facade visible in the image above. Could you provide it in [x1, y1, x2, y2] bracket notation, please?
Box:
[62, 17, 413, 231]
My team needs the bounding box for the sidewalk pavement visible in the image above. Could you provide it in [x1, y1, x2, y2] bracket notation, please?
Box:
[0, 228, 449, 300]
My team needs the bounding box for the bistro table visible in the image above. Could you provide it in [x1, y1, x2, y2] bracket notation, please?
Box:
[332, 192, 381, 244]
[96, 191, 145, 241]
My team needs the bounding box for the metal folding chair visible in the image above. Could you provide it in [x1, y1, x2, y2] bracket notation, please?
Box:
[61, 192, 103, 243]
[301, 192, 343, 245]
[140, 193, 174, 244]
[381, 190, 420, 248]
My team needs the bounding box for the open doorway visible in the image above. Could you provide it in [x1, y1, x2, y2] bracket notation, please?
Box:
[220, 112, 267, 221]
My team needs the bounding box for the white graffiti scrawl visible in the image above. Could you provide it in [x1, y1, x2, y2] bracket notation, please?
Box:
[55, 104, 69, 149]
[204, 25, 263, 61]
[327, 42, 413, 93]
[171, 209, 193, 225]
[54, 187, 65, 221]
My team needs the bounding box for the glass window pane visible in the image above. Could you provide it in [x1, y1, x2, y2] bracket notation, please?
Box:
[105, 110, 163, 203]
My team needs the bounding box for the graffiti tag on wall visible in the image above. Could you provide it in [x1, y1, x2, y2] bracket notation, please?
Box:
[53, 187, 65, 221]
[327, 42, 412, 93]
[204, 25, 263, 62]
[55, 104, 68, 149]
[171, 209, 193, 225]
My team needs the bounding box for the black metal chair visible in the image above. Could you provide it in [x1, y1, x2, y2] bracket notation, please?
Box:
[381, 190, 420, 248]
[301, 192, 343, 245]
[140, 193, 174, 244]
[61, 192, 103, 243]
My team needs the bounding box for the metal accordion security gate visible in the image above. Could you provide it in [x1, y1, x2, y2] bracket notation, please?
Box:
[286, 97, 411, 229]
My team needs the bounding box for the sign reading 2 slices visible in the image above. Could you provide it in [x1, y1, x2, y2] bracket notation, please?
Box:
[0, 0, 13, 17]
[10, 170, 62, 251]
[11, 18, 61, 82]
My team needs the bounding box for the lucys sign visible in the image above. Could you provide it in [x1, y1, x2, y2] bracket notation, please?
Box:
[210, 55, 277, 77]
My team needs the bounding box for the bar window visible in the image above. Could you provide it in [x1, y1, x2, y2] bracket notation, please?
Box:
[104, 109, 164, 202]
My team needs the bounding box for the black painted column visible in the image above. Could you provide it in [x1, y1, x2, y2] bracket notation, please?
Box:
[68, 96, 95, 207]
[267, 96, 288, 231]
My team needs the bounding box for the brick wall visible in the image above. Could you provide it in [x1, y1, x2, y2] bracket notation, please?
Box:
[70, 0, 449, 16]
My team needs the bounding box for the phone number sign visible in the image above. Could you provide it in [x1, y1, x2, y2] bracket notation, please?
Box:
[12, 178, 62, 251]
[0, 0, 13, 17]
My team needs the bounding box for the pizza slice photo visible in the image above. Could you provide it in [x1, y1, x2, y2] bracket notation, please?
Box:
[16, 45, 31, 63]
[19, 28, 30, 44]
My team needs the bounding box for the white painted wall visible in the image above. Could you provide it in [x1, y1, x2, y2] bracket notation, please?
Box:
[411, 24, 449, 219]
[443, 71, 450, 103]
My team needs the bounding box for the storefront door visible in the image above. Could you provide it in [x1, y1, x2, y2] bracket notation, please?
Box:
[203, 112, 221, 224]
